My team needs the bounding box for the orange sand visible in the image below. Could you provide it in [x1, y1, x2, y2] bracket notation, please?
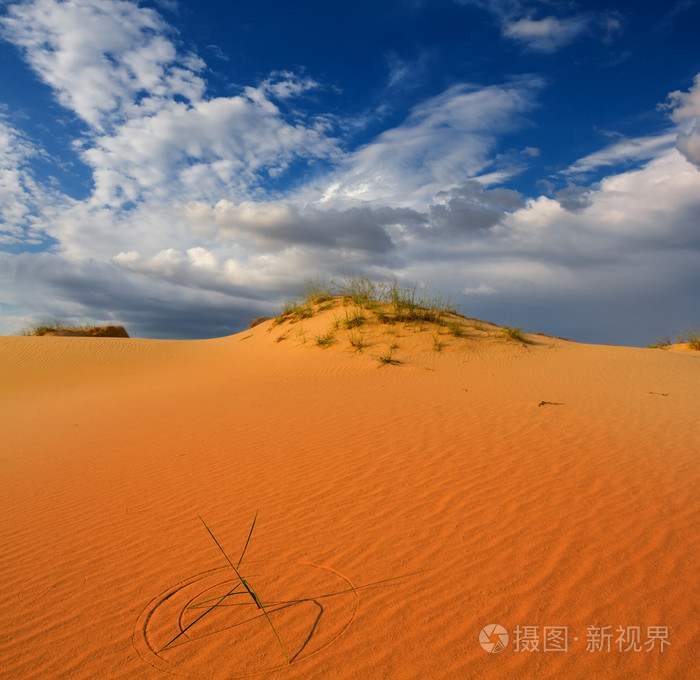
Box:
[1, 305, 698, 679]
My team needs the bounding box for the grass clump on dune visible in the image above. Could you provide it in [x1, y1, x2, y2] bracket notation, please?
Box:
[649, 335, 672, 349]
[274, 275, 456, 328]
[501, 326, 530, 344]
[18, 319, 93, 336]
[648, 329, 700, 350]
[382, 280, 454, 324]
[335, 274, 378, 308]
[273, 299, 314, 326]
[348, 331, 366, 351]
[342, 308, 366, 329]
[17, 319, 129, 337]
[314, 330, 336, 348]
[302, 276, 334, 304]
[375, 346, 400, 365]
[446, 320, 465, 337]
[684, 329, 700, 350]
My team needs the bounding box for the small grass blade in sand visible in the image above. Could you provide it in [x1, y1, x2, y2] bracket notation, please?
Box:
[236, 508, 257, 569]
[158, 513, 289, 663]
[198, 515, 262, 608]
[158, 581, 244, 653]
[198, 515, 290, 664]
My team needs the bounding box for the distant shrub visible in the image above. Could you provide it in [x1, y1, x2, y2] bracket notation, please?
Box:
[249, 316, 272, 328]
[686, 329, 700, 350]
[648, 335, 672, 349]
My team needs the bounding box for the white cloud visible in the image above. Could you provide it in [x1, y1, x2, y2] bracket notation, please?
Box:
[463, 283, 497, 295]
[0, 119, 36, 240]
[502, 16, 589, 53]
[80, 93, 339, 207]
[665, 74, 700, 167]
[1, 0, 205, 130]
[502, 150, 700, 271]
[259, 71, 322, 100]
[563, 133, 677, 176]
[385, 51, 429, 90]
[182, 199, 411, 252]
[319, 79, 543, 207]
[2, 0, 340, 214]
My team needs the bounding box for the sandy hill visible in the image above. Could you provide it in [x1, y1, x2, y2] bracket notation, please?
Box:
[1, 297, 698, 679]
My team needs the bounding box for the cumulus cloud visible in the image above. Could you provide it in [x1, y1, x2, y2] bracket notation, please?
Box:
[0, 118, 39, 242]
[502, 16, 589, 53]
[454, 1, 620, 52]
[428, 181, 524, 233]
[2, 0, 339, 213]
[553, 184, 592, 213]
[182, 200, 405, 252]
[259, 71, 322, 100]
[1, 0, 205, 130]
[665, 74, 700, 167]
[80, 93, 339, 207]
[398, 146, 700, 343]
[0, 250, 267, 338]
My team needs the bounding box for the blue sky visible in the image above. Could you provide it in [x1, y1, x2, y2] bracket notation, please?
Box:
[1, 0, 699, 344]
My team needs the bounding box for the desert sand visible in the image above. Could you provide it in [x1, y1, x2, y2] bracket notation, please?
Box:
[1, 300, 698, 679]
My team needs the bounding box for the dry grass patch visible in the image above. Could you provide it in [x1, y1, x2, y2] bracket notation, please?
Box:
[375, 346, 400, 365]
[501, 326, 530, 344]
[314, 330, 336, 348]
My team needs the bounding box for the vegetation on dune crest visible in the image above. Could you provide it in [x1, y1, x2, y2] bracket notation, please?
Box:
[17, 319, 128, 337]
[273, 275, 457, 327]
[18, 319, 92, 336]
[649, 335, 672, 349]
[649, 329, 700, 350]
[268, 274, 551, 360]
[684, 329, 700, 350]
[500, 326, 530, 344]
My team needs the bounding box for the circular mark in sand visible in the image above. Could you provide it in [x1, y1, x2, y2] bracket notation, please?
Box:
[479, 623, 509, 653]
[133, 561, 358, 678]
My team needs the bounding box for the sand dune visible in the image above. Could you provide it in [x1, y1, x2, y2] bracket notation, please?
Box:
[1, 300, 698, 679]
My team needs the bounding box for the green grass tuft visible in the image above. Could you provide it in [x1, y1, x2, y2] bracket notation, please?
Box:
[334, 274, 378, 308]
[381, 280, 453, 324]
[501, 326, 529, 343]
[301, 276, 333, 304]
[686, 329, 700, 350]
[649, 335, 672, 349]
[18, 319, 94, 336]
[446, 320, 465, 337]
[348, 331, 366, 351]
[376, 346, 400, 365]
[273, 300, 315, 325]
[342, 308, 366, 329]
[314, 330, 336, 348]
